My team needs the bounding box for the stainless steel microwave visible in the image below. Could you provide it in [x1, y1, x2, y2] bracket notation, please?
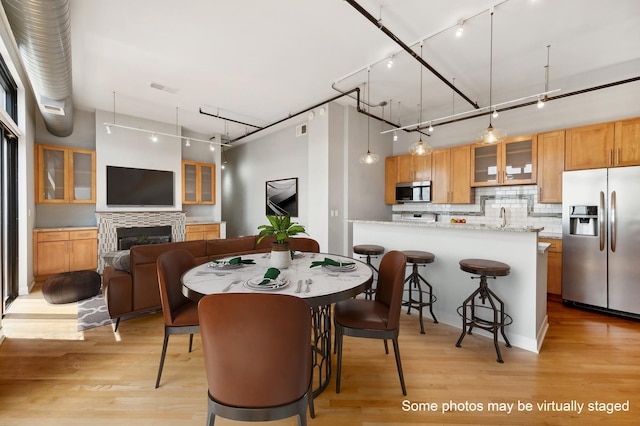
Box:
[395, 181, 431, 203]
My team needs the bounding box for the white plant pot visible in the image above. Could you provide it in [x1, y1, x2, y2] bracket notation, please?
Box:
[270, 248, 291, 269]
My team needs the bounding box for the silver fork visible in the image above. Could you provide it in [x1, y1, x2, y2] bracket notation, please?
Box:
[305, 278, 312, 293]
[222, 279, 242, 292]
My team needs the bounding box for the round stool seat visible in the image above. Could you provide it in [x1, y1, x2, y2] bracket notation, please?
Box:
[459, 259, 510, 277]
[353, 244, 384, 256]
[42, 270, 101, 304]
[403, 250, 435, 264]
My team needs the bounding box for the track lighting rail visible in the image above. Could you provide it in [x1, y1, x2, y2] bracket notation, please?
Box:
[344, 0, 479, 110]
[102, 122, 231, 147]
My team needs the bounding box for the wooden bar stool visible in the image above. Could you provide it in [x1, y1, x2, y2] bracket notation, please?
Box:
[456, 259, 512, 363]
[402, 250, 437, 334]
[353, 244, 384, 299]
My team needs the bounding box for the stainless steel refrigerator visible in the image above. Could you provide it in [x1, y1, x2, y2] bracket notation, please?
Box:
[562, 166, 640, 316]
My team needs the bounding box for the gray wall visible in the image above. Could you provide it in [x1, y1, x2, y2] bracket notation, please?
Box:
[222, 102, 392, 255]
[34, 108, 98, 227]
[34, 109, 223, 228]
[222, 123, 309, 239]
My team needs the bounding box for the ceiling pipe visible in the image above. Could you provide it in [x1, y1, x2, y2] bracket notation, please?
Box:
[412, 76, 640, 130]
[343, 0, 479, 110]
[231, 87, 362, 143]
[2, 0, 74, 137]
[198, 108, 262, 129]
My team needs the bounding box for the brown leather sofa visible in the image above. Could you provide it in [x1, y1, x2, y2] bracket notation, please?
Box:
[102, 236, 270, 327]
[101, 235, 317, 327]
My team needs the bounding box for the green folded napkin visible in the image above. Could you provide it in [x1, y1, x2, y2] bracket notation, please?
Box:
[310, 257, 355, 268]
[260, 267, 281, 285]
[211, 257, 255, 265]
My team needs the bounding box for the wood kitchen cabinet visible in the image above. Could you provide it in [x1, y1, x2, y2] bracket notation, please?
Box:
[431, 145, 473, 204]
[385, 154, 432, 205]
[614, 117, 640, 167]
[565, 119, 640, 170]
[537, 130, 565, 203]
[182, 161, 215, 204]
[396, 154, 431, 182]
[33, 228, 98, 278]
[540, 238, 562, 295]
[35, 144, 96, 204]
[471, 135, 537, 186]
[565, 122, 615, 170]
[185, 223, 220, 241]
[384, 156, 398, 204]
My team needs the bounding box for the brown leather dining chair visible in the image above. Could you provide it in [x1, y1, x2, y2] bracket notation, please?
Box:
[334, 250, 408, 395]
[198, 293, 314, 426]
[288, 237, 320, 253]
[155, 249, 200, 388]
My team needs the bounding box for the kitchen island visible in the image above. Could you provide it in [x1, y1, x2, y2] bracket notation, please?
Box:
[351, 220, 549, 353]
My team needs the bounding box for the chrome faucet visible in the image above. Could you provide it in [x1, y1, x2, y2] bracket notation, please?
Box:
[499, 206, 506, 227]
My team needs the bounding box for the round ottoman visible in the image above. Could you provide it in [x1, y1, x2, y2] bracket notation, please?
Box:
[42, 270, 101, 304]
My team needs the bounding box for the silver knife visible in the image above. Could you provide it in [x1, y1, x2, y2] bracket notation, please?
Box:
[295, 279, 303, 293]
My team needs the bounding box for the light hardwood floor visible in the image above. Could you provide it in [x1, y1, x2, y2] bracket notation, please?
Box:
[1, 289, 639, 425]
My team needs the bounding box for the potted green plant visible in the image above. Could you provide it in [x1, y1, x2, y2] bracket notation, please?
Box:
[257, 214, 307, 268]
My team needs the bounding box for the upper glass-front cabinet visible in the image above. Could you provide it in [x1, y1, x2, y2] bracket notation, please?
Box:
[182, 161, 215, 205]
[36, 144, 96, 203]
[471, 135, 537, 186]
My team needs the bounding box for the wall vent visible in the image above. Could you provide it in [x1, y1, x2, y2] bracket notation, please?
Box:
[296, 123, 307, 137]
[40, 97, 66, 116]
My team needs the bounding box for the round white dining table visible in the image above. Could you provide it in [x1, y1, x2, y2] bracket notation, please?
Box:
[182, 251, 373, 396]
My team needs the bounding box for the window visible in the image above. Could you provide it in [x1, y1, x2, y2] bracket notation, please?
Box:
[0, 54, 17, 122]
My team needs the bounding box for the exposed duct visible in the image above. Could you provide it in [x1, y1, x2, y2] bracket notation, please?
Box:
[2, 0, 74, 136]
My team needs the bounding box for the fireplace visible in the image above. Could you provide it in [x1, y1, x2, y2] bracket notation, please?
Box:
[95, 211, 186, 273]
[116, 225, 172, 250]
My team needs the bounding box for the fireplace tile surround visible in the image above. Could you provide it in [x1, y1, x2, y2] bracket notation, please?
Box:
[96, 211, 186, 272]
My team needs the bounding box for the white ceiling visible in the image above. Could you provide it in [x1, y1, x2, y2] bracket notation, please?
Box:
[68, 0, 640, 143]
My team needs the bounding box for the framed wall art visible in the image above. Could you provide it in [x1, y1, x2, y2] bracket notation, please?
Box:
[265, 177, 298, 216]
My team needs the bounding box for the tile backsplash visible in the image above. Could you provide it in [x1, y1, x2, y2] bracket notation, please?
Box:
[391, 185, 562, 235]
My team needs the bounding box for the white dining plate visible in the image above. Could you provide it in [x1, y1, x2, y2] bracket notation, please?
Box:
[322, 263, 357, 272]
[208, 262, 244, 270]
[245, 276, 290, 291]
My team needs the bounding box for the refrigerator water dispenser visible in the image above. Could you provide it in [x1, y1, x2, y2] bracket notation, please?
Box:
[569, 205, 598, 236]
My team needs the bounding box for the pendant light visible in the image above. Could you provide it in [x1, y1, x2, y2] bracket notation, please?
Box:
[359, 67, 379, 165]
[477, 9, 507, 144]
[408, 41, 433, 156]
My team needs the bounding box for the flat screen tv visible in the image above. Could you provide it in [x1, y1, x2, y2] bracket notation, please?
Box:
[106, 166, 174, 206]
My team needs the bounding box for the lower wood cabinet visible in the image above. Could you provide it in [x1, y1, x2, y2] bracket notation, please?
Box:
[33, 228, 98, 277]
[540, 238, 562, 295]
[185, 223, 220, 241]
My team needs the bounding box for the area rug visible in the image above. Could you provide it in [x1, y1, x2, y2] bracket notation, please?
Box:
[77, 292, 113, 331]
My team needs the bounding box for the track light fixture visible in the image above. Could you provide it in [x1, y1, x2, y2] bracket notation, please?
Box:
[537, 96, 545, 109]
[492, 108, 499, 118]
[185, 138, 191, 147]
[428, 122, 434, 133]
[150, 133, 158, 142]
[210, 143, 215, 151]
[359, 68, 380, 165]
[456, 20, 464, 37]
[409, 42, 433, 156]
[477, 10, 507, 145]
[106, 125, 111, 134]
[387, 55, 394, 68]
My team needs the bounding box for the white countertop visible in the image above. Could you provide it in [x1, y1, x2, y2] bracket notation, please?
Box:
[351, 219, 543, 233]
[34, 226, 97, 231]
